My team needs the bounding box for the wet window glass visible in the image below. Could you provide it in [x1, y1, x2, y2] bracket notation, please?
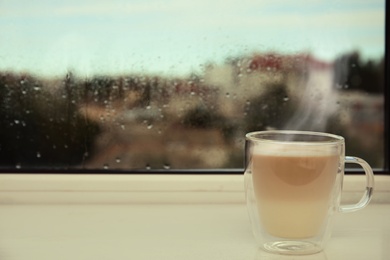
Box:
[0, 0, 386, 171]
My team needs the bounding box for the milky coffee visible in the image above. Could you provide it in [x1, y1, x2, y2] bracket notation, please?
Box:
[251, 147, 339, 239]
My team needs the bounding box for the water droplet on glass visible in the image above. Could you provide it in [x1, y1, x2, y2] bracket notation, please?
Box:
[147, 124, 153, 130]
[146, 105, 151, 110]
[145, 164, 151, 170]
[283, 96, 289, 102]
[163, 164, 171, 170]
[121, 124, 126, 130]
[14, 120, 20, 124]
[115, 157, 121, 163]
[103, 164, 109, 169]
[37, 152, 41, 158]
[15, 163, 21, 169]
[226, 92, 230, 98]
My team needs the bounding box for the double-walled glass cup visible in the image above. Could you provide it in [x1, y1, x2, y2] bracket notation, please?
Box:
[244, 131, 374, 255]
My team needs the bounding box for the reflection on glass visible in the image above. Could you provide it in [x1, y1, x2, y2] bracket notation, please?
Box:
[253, 247, 328, 260]
[0, 0, 385, 170]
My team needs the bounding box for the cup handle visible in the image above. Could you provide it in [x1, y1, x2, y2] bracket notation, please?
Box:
[339, 156, 375, 213]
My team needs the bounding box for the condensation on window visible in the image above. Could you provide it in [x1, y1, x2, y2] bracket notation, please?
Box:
[0, 0, 385, 171]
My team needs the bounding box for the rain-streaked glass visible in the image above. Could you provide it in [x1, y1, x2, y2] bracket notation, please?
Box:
[0, 0, 385, 171]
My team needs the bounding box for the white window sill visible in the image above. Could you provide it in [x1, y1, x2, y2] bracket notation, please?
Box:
[0, 174, 389, 260]
[0, 174, 390, 260]
[0, 173, 389, 204]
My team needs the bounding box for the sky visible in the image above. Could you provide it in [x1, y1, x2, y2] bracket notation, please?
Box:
[0, 0, 385, 78]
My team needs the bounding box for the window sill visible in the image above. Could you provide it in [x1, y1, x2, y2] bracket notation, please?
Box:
[0, 173, 389, 204]
[0, 173, 389, 260]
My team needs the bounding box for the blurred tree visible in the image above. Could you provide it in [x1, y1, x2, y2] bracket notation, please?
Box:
[244, 83, 295, 133]
[182, 104, 236, 143]
[182, 104, 227, 128]
[333, 51, 384, 93]
[0, 73, 100, 169]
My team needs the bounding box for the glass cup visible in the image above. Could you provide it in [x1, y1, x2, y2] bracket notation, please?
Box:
[244, 130, 374, 255]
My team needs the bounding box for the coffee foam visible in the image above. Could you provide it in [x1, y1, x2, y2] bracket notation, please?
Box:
[252, 143, 338, 157]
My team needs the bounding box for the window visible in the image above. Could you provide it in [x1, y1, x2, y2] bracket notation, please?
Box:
[0, 0, 387, 173]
